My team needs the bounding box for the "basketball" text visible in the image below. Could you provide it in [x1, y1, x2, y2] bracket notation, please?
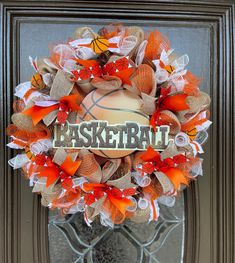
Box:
[53, 121, 170, 151]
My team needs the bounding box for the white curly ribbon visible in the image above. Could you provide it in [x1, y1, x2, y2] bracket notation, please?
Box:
[30, 139, 53, 155]
[138, 198, 149, 210]
[126, 196, 138, 212]
[175, 132, 190, 147]
[132, 170, 151, 187]
[8, 154, 30, 169]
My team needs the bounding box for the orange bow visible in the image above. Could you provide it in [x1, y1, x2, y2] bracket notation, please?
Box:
[140, 146, 189, 190]
[38, 155, 81, 191]
[83, 183, 135, 215]
[23, 94, 82, 125]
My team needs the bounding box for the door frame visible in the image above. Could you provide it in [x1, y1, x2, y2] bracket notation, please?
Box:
[0, 1, 234, 262]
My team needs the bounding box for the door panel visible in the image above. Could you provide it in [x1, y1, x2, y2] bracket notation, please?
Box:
[0, 1, 234, 263]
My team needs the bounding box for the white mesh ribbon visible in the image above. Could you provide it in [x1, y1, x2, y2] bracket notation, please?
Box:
[171, 54, 189, 72]
[153, 50, 171, 84]
[119, 35, 137, 56]
[132, 170, 151, 187]
[191, 158, 203, 177]
[100, 212, 114, 228]
[158, 196, 176, 207]
[32, 177, 47, 192]
[153, 50, 188, 91]
[30, 139, 53, 155]
[67, 197, 86, 214]
[34, 100, 58, 107]
[29, 56, 39, 72]
[8, 154, 30, 169]
[7, 139, 24, 149]
[72, 177, 88, 189]
[75, 47, 96, 60]
[44, 44, 76, 72]
[108, 35, 122, 52]
[155, 67, 169, 84]
[169, 71, 187, 92]
[69, 38, 96, 59]
[190, 141, 204, 155]
[135, 40, 148, 66]
[14, 81, 41, 104]
[42, 73, 53, 87]
[195, 131, 208, 145]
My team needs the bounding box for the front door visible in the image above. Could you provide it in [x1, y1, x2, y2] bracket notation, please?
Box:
[0, 1, 234, 263]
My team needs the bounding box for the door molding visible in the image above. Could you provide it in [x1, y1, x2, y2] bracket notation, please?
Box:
[0, 1, 234, 262]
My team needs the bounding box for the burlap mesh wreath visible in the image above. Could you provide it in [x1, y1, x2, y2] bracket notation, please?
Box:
[7, 24, 211, 227]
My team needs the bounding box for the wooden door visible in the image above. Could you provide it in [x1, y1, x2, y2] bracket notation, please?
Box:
[0, 1, 234, 263]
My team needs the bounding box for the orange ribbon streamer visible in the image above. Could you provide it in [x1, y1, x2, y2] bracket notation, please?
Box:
[161, 94, 189, 112]
[23, 104, 59, 126]
[160, 167, 189, 189]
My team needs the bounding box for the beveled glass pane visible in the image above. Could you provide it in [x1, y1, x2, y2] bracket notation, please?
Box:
[48, 195, 185, 263]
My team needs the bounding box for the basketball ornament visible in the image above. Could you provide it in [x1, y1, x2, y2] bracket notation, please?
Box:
[7, 24, 211, 227]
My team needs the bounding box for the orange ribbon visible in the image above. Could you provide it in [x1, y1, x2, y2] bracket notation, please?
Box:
[83, 183, 134, 215]
[7, 123, 51, 147]
[140, 146, 189, 190]
[161, 94, 189, 112]
[23, 94, 82, 125]
[38, 155, 81, 190]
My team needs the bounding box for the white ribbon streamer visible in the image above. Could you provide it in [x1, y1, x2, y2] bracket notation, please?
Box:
[8, 154, 30, 169]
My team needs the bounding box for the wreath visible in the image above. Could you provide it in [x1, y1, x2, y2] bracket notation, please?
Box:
[7, 24, 211, 227]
